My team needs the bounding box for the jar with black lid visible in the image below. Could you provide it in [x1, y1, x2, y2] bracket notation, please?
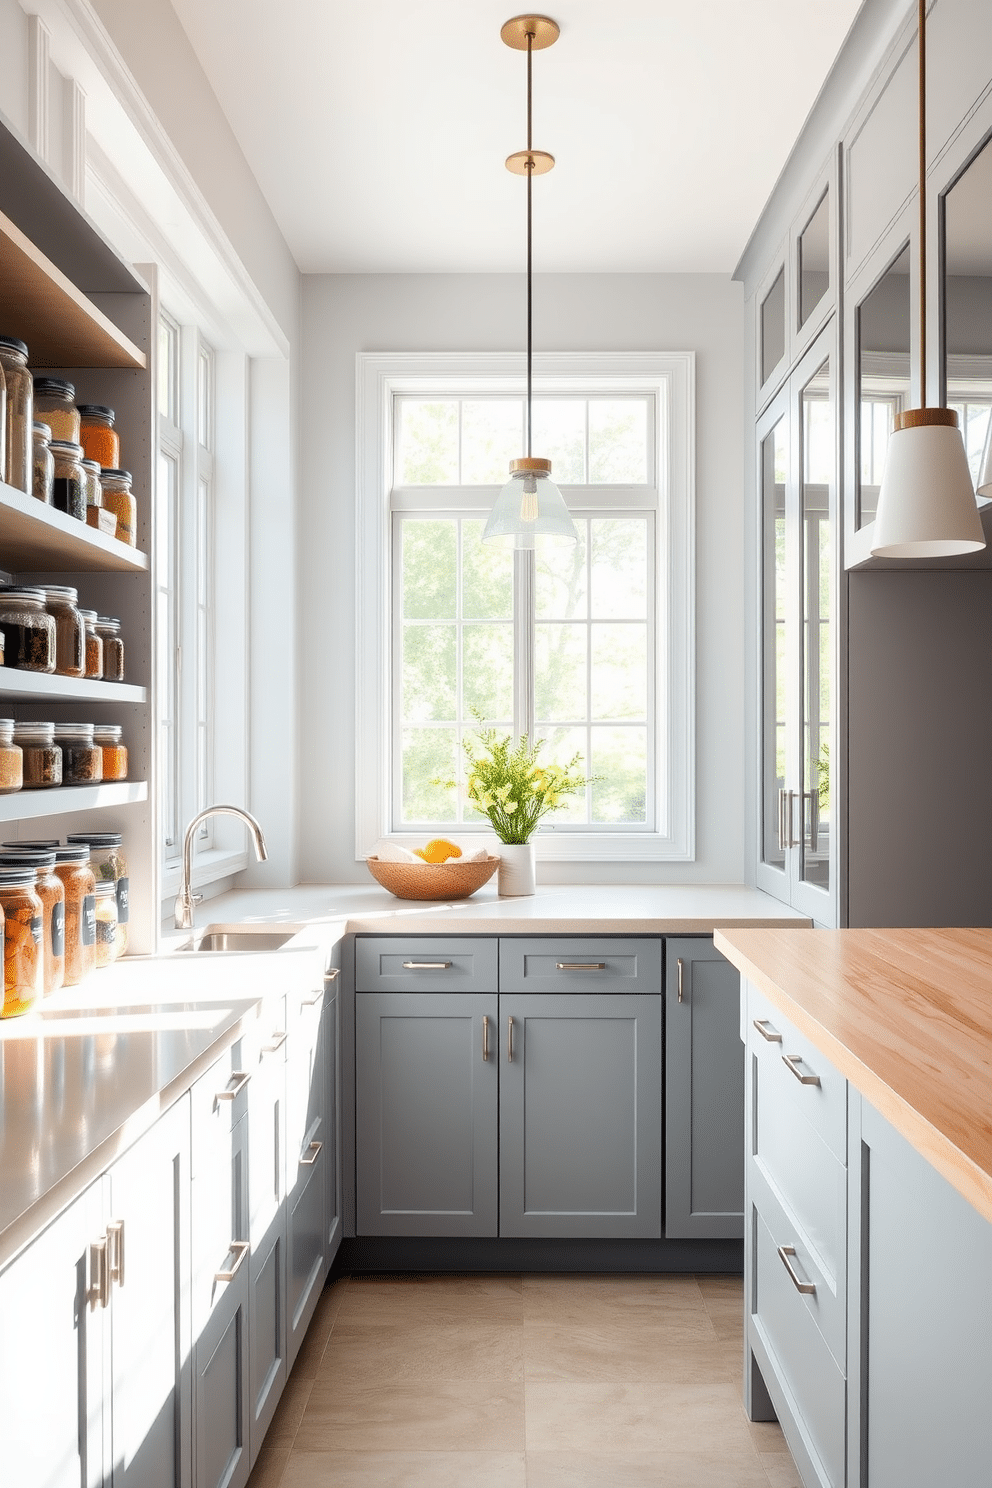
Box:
[4, 841, 94, 987]
[53, 723, 102, 785]
[33, 378, 79, 444]
[14, 722, 62, 788]
[42, 586, 85, 677]
[51, 441, 86, 521]
[0, 337, 32, 493]
[0, 719, 22, 795]
[67, 832, 128, 955]
[78, 404, 120, 469]
[95, 617, 124, 681]
[33, 420, 54, 503]
[81, 609, 103, 678]
[81, 457, 102, 517]
[0, 586, 56, 673]
[0, 849, 65, 996]
[0, 865, 43, 1015]
[99, 468, 136, 546]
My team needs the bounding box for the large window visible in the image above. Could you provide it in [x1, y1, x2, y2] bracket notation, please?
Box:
[357, 353, 694, 862]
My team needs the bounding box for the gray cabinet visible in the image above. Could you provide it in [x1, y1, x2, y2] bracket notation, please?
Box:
[664, 938, 744, 1239]
[286, 982, 331, 1364]
[500, 992, 662, 1239]
[356, 991, 499, 1236]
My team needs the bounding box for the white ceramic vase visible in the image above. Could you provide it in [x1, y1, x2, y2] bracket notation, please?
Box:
[497, 842, 536, 896]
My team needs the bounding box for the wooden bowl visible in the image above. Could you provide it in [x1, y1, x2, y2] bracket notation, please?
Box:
[365, 854, 499, 901]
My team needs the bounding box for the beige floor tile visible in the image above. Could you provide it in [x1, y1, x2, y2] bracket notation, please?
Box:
[281, 1450, 527, 1487]
[526, 1450, 769, 1487]
[524, 1380, 762, 1457]
[523, 1319, 741, 1383]
[759, 1451, 805, 1487]
[747, 1420, 791, 1454]
[295, 1379, 526, 1452]
[522, 1274, 708, 1328]
[265, 1372, 315, 1448]
[245, 1446, 290, 1488]
[337, 1274, 524, 1326]
[320, 1318, 524, 1383]
[291, 1276, 351, 1379]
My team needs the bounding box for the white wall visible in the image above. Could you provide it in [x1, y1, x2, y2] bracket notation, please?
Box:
[298, 272, 747, 885]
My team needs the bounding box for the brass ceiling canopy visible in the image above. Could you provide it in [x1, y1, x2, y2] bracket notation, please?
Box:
[505, 149, 555, 176]
[500, 14, 560, 50]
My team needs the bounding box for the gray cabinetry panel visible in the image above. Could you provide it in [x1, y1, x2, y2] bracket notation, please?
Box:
[499, 993, 662, 1239]
[845, 30, 916, 277]
[499, 937, 662, 995]
[287, 992, 329, 1363]
[356, 936, 498, 992]
[356, 992, 498, 1236]
[665, 939, 744, 1238]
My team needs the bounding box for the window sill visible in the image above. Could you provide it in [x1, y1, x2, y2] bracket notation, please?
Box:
[366, 831, 693, 864]
[160, 847, 249, 903]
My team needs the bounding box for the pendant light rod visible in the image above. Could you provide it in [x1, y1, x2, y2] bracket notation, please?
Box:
[918, 0, 927, 406]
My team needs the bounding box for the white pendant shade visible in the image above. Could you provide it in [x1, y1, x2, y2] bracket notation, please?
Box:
[870, 417, 985, 557]
[978, 418, 992, 501]
[482, 468, 578, 547]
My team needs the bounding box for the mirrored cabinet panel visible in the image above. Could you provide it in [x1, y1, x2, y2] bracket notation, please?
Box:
[856, 243, 911, 528]
[943, 136, 992, 492]
[760, 267, 786, 388]
[798, 192, 831, 331]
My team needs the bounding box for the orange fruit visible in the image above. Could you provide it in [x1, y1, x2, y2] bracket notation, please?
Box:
[416, 838, 463, 864]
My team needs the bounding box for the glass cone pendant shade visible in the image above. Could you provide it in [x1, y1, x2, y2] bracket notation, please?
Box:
[482, 458, 578, 547]
[870, 409, 985, 557]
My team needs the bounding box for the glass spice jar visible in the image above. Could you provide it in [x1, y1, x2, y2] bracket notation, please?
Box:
[0, 337, 32, 493]
[53, 723, 102, 785]
[93, 724, 127, 781]
[68, 832, 128, 956]
[78, 404, 120, 469]
[81, 610, 103, 679]
[42, 586, 85, 678]
[14, 722, 62, 788]
[0, 866, 43, 1015]
[81, 457, 102, 517]
[99, 469, 136, 546]
[0, 850, 65, 997]
[0, 587, 56, 673]
[94, 879, 119, 967]
[32, 420, 54, 504]
[48, 844, 96, 987]
[95, 617, 124, 681]
[0, 720, 22, 794]
[0, 356, 6, 487]
[51, 441, 86, 521]
[33, 378, 79, 444]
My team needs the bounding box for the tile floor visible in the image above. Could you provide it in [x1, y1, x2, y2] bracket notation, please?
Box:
[247, 1272, 803, 1488]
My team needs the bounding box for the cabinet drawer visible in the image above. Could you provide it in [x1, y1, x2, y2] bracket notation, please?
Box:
[499, 937, 661, 994]
[190, 1044, 251, 1159]
[747, 982, 846, 1164]
[356, 936, 498, 992]
[752, 1205, 845, 1488]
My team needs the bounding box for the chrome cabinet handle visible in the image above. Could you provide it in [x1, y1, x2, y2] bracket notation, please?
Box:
[778, 1244, 816, 1295]
[555, 962, 606, 971]
[786, 790, 799, 849]
[107, 1220, 125, 1289]
[482, 1014, 490, 1062]
[782, 1052, 820, 1086]
[507, 1015, 514, 1063]
[752, 1018, 782, 1044]
[216, 1070, 251, 1101]
[324, 967, 340, 982]
[300, 1140, 323, 1167]
[215, 1241, 250, 1283]
[262, 1032, 288, 1055]
[677, 957, 684, 1003]
[778, 788, 787, 853]
[402, 961, 452, 970]
[90, 1238, 110, 1310]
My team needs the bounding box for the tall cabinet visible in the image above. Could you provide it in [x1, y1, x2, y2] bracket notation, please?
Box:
[0, 121, 156, 949]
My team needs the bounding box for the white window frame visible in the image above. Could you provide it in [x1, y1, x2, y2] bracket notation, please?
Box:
[356, 351, 695, 863]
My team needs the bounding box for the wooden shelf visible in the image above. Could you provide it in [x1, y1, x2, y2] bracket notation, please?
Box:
[0, 483, 148, 574]
[0, 671, 146, 705]
[0, 207, 145, 369]
[0, 780, 148, 823]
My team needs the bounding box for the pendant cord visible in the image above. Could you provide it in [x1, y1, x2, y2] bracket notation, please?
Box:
[526, 30, 533, 457]
[919, 0, 927, 408]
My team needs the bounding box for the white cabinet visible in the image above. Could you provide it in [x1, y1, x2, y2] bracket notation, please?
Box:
[286, 980, 330, 1364]
[246, 1001, 288, 1457]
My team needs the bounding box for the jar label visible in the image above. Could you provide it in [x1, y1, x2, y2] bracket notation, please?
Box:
[81, 895, 96, 946]
[116, 876, 130, 924]
[51, 902, 65, 959]
[31, 915, 42, 946]
[53, 478, 85, 519]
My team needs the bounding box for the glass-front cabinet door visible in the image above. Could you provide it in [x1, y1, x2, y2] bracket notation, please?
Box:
[757, 324, 837, 924]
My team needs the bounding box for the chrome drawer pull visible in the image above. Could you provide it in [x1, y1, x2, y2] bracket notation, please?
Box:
[778, 1244, 816, 1295]
[482, 1014, 490, 1062]
[325, 967, 340, 982]
[90, 1238, 110, 1311]
[300, 1140, 323, 1167]
[507, 1015, 514, 1063]
[677, 957, 684, 1003]
[782, 1053, 820, 1086]
[556, 962, 606, 971]
[107, 1220, 125, 1289]
[216, 1070, 251, 1101]
[215, 1241, 250, 1283]
[752, 1018, 782, 1044]
[402, 961, 452, 970]
[262, 1033, 288, 1056]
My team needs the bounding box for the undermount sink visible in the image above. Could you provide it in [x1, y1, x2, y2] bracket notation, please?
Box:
[178, 924, 301, 954]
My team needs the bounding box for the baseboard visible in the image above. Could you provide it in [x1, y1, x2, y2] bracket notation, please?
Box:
[336, 1235, 744, 1273]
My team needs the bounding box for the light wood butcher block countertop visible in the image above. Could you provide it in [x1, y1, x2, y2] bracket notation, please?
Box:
[715, 927, 992, 1225]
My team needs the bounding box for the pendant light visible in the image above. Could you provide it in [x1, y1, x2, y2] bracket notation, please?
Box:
[483, 14, 578, 548]
[870, 0, 985, 557]
[978, 419, 992, 502]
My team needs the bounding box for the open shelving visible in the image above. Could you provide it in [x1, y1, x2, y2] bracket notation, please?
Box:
[0, 482, 148, 574]
[0, 670, 145, 705]
[0, 781, 148, 824]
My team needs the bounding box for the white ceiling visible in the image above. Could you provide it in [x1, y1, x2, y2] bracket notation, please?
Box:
[168, 0, 865, 275]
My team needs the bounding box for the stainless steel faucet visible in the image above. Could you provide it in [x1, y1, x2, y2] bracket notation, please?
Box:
[174, 804, 268, 929]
